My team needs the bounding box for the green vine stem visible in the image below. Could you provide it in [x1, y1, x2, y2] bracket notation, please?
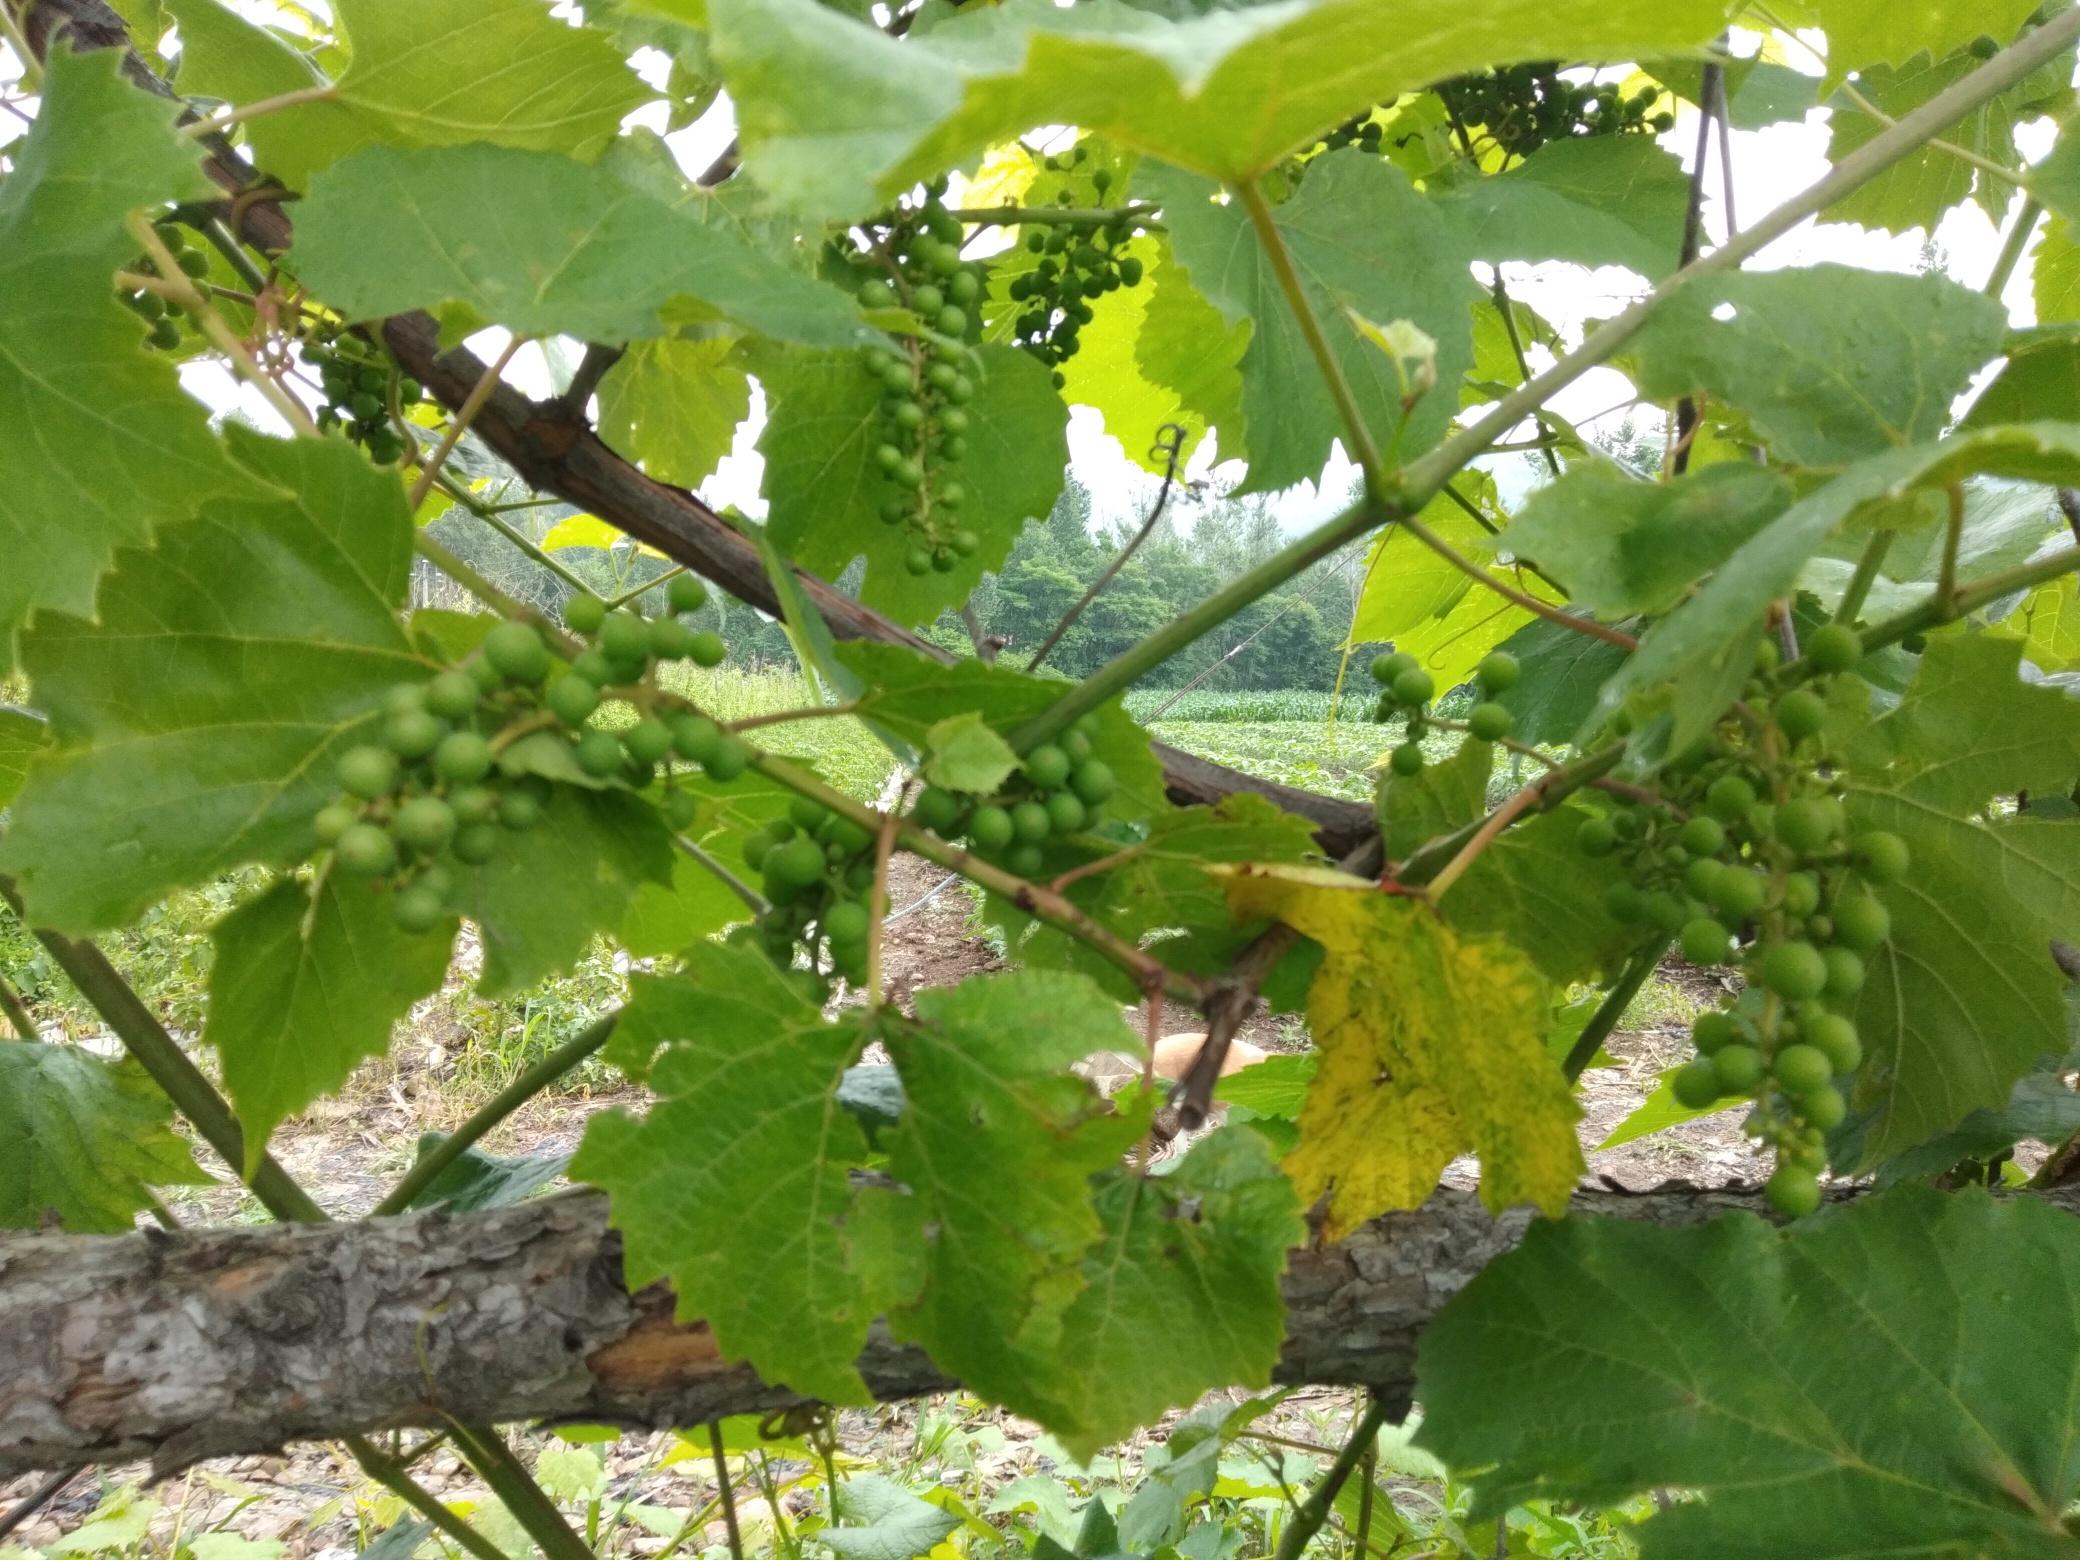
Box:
[345, 1436, 514, 1560]
[1005, 5, 2080, 753]
[412, 532, 584, 654]
[1270, 1393, 1392, 1560]
[369, 1011, 619, 1217]
[1562, 936, 1671, 1083]
[0, 967, 38, 1040]
[1985, 196, 2044, 298]
[447, 1422, 598, 1560]
[410, 335, 528, 510]
[709, 1423, 747, 1560]
[676, 835, 770, 917]
[944, 202, 1159, 227]
[439, 474, 597, 596]
[1833, 530, 1894, 626]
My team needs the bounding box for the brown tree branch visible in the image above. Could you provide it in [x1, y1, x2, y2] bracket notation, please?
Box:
[1, 1180, 1958, 1480]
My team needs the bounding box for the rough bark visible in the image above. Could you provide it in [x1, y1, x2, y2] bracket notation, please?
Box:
[3, 1182, 1815, 1480]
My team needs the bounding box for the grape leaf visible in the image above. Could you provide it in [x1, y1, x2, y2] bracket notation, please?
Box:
[1148, 152, 1479, 493]
[1349, 486, 1497, 647]
[923, 711, 1020, 794]
[1215, 1053, 1317, 1119]
[838, 643, 1168, 822]
[1221, 863, 1582, 1235]
[2006, 576, 2080, 670]
[0, 1044, 211, 1232]
[1593, 424, 2080, 771]
[401, 1131, 571, 1213]
[754, 343, 1068, 626]
[598, 338, 752, 491]
[1840, 635, 2080, 1163]
[205, 874, 455, 1167]
[881, 969, 1143, 1424]
[826, 1477, 960, 1560]
[1443, 805, 1636, 987]
[0, 430, 420, 934]
[1502, 463, 1792, 620]
[1873, 1071, 2080, 1186]
[1817, 0, 2044, 81]
[1414, 1185, 2080, 1560]
[1821, 53, 1996, 236]
[570, 943, 890, 1404]
[707, 0, 1733, 217]
[0, 45, 262, 673]
[1377, 735, 1491, 861]
[620, 770, 800, 958]
[1392, 582, 1547, 696]
[0, 707, 48, 811]
[1595, 1065, 1727, 1149]
[1433, 135, 1692, 280]
[2038, 218, 2080, 323]
[1963, 337, 2080, 427]
[1486, 617, 1631, 746]
[1629, 265, 2008, 467]
[453, 786, 674, 996]
[296, 145, 868, 349]
[166, 0, 320, 104]
[1022, 793, 1325, 1000]
[246, 0, 649, 191]
[1040, 1127, 1302, 1459]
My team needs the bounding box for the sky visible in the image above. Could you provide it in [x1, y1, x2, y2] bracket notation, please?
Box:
[2, 18, 2060, 543]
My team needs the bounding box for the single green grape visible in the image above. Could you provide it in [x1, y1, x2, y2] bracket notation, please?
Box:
[1712, 1043, 1763, 1093]
[1822, 946, 1866, 996]
[689, 631, 728, 668]
[1774, 797, 1838, 854]
[1672, 1058, 1723, 1109]
[564, 593, 607, 635]
[661, 789, 699, 832]
[1007, 843, 1046, 878]
[667, 574, 709, 614]
[1804, 1013, 1862, 1074]
[599, 612, 651, 667]
[1832, 894, 1890, 950]
[1705, 775, 1756, 821]
[1852, 831, 1910, 883]
[1468, 702, 1512, 742]
[969, 804, 1014, 851]
[1370, 650, 1417, 687]
[1798, 1083, 1846, 1131]
[1392, 667, 1435, 706]
[394, 796, 457, 851]
[1766, 1162, 1822, 1218]
[671, 713, 722, 764]
[498, 789, 544, 831]
[1711, 867, 1767, 920]
[1773, 1043, 1832, 1094]
[313, 802, 360, 845]
[384, 708, 444, 759]
[1680, 917, 1731, 965]
[547, 674, 600, 727]
[1761, 940, 1828, 1000]
[392, 883, 447, 935]
[624, 718, 675, 765]
[1575, 817, 1616, 858]
[335, 823, 397, 876]
[913, 786, 963, 834]
[1774, 688, 1827, 742]
[1046, 791, 1087, 834]
[1025, 744, 1071, 789]
[1806, 623, 1861, 673]
[424, 671, 481, 721]
[825, 901, 872, 944]
[1475, 651, 1519, 694]
[1780, 871, 1821, 918]
[1390, 742, 1425, 776]
[339, 745, 399, 800]
[1011, 800, 1053, 844]
[574, 729, 626, 777]
[1070, 760, 1115, 805]
[433, 732, 493, 784]
[702, 733, 749, 782]
[483, 621, 550, 684]
[648, 618, 697, 661]
[1691, 1010, 1736, 1055]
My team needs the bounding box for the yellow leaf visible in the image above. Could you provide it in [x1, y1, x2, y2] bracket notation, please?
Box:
[1218, 862, 1582, 1236]
[540, 513, 666, 558]
[2006, 577, 2080, 672]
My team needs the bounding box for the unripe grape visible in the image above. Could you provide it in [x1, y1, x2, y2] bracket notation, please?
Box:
[1392, 667, 1435, 706]
[466, 655, 503, 693]
[452, 822, 499, 864]
[314, 802, 360, 845]
[385, 708, 444, 758]
[1781, 871, 1821, 917]
[913, 786, 963, 833]
[765, 835, 828, 892]
[484, 621, 550, 683]
[1672, 1059, 1723, 1109]
[671, 713, 722, 764]
[1692, 1010, 1736, 1055]
[857, 278, 895, 310]
[1012, 800, 1052, 843]
[649, 618, 697, 661]
[825, 816, 875, 855]
[1475, 651, 1520, 694]
[1766, 1163, 1822, 1218]
[969, 804, 1014, 851]
[1705, 775, 1755, 821]
[1391, 742, 1425, 776]
[1713, 1043, 1763, 1092]
[903, 546, 932, 577]
[547, 674, 600, 726]
[912, 284, 945, 316]
[1832, 895, 1890, 950]
[825, 901, 872, 944]
[392, 883, 446, 935]
[1047, 791, 1087, 833]
[1744, 801, 1775, 840]
[599, 612, 651, 667]
[1575, 817, 1616, 858]
[335, 823, 397, 876]
[689, 631, 728, 668]
[384, 682, 427, 717]
[790, 797, 830, 834]
[575, 729, 625, 776]
[1680, 917, 1732, 965]
[1774, 688, 1827, 742]
[1684, 856, 1726, 902]
[1806, 623, 1861, 673]
[1773, 1043, 1832, 1094]
[742, 830, 775, 870]
[434, 731, 493, 784]
[1603, 883, 1646, 922]
[425, 671, 481, 720]
[1468, 702, 1512, 742]
[624, 718, 675, 765]
[1798, 1082, 1846, 1131]
[339, 744, 400, 799]
[668, 574, 710, 614]
[1025, 744, 1071, 789]
[1822, 946, 1866, 996]
[1370, 650, 1416, 686]
[498, 789, 544, 830]
[1678, 815, 1725, 856]
[1774, 797, 1838, 854]
[1805, 1012, 1862, 1074]
[1852, 831, 1910, 883]
[1761, 940, 1828, 1000]
[1645, 892, 1688, 934]
[1711, 867, 1767, 920]
[702, 733, 748, 781]
[661, 788, 699, 831]
[1070, 759, 1115, 806]
[394, 796, 457, 851]
[564, 593, 607, 635]
[1007, 843, 1045, 878]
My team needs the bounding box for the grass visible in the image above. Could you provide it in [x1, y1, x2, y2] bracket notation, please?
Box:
[657, 663, 897, 799]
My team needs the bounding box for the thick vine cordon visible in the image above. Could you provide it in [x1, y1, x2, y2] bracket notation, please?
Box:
[1575, 623, 1909, 1216]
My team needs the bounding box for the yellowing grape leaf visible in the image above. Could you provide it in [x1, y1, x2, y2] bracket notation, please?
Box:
[2007, 576, 2080, 670]
[598, 337, 752, 491]
[1219, 863, 1581, 1237]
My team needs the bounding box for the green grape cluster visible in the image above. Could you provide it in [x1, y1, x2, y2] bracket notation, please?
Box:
[740, 797, 882, 985]
[847, 186, 987, 577]
[1435, 64, 1672, 159]
[1004, 149, 1147, 385]
[1309, 111, 1388, 158]
[1574, 625, 1908, 1218]
[118, 220, 206, 352]
[312, 574, 746, 933]
[904, 714, 1116, 880]
[308, 330, 426, 465]
[1369, 650, 1518, 773]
